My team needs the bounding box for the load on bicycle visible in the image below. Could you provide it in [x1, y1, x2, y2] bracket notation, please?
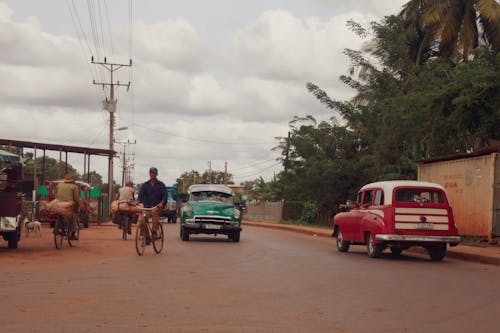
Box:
[111, 180, 140, 239]
[41, 173, 81, 249]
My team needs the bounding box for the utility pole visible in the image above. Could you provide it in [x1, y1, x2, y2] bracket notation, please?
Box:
[92, 56, 132, 215]
[208, 161, 212, 184]
[115, 139, 136, 186]
[224, 161, 228, 186]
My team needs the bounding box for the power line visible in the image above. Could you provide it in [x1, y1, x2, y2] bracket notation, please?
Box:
[230, 158, 278, 171]
[131, 122, 276, 146]
[233, 162, 282, 180]
[103, 0, 114, 55]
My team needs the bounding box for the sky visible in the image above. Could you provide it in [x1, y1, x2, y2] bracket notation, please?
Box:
[0, 0, 407, 186]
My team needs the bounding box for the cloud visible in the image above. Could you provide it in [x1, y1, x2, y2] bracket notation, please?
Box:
[0, 1, 407, 184]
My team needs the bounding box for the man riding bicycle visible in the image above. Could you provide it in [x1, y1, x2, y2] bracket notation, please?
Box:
[137, 167, 166, 238]
[55, 173, 80, 240]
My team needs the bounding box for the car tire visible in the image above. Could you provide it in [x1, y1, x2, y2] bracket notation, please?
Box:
[180, 226, 190, 241]
[336, 228, 350, 252]
[366, 232, 383, 258]
[428, 243, 447, 261]
[231, 230, 240, 243]
[7, 230, 19, 249]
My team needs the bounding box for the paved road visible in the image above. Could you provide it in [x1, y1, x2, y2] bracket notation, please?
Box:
[0, 223, 499, 333]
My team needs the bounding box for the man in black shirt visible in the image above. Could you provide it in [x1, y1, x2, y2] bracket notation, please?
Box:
[138, 167, 167, 236]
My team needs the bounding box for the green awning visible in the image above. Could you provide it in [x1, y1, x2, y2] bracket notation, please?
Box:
[90, 188, 101, 198]
[37, 185, 49, 196]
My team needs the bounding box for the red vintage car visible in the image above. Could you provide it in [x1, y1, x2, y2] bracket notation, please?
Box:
[333, 180, 461, 261]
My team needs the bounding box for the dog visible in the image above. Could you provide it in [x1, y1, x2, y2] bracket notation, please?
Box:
[24, 218, 42, 237]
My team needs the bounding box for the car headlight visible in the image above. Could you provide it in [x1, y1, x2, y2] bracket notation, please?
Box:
[184, 209, 193, 217]
[234, 209, 241, 219]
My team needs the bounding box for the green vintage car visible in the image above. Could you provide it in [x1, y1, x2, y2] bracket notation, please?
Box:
[180, 184, 242, 242]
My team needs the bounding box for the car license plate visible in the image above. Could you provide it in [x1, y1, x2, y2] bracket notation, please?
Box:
[417, 223, 433, 230]
[204, 224, 221, 229]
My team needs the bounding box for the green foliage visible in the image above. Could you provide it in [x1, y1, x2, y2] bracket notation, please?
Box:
[300, 201, 317, 224]
[174, 169, 234, 193]
[275, 8, 499, 225]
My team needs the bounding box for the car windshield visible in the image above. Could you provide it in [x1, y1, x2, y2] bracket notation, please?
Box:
[189, 191, 233, 203]
[395, 188, 444, 204]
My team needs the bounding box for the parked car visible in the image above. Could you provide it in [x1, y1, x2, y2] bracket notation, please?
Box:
[0, 149, 24, 248]
[180, 184, 242, 242]
[160, 186, 178, 223]
[333, 180, 461, 261]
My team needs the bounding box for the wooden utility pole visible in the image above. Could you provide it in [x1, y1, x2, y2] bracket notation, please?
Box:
[115, 139, 136, 186]
[224, 161, 228, 185]
[91, 56, 132, 215]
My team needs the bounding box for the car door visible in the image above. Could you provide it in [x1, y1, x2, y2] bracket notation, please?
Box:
[342, 191, 364, 241]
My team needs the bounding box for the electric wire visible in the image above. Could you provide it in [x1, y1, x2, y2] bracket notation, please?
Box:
[230, 158, 278, 171]
[103, 0, 114, 55]
[131, 122, 277, 146]
[233, 162, 282, 180]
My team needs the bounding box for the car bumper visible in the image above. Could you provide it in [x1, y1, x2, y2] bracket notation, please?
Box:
[376, 234, 461, 244]
[183, 220, 241, 233]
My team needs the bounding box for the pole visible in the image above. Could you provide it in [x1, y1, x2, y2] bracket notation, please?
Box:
[91, 57, 132, 217]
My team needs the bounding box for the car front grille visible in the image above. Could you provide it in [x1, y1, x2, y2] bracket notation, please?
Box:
[194, 215, 232, 225]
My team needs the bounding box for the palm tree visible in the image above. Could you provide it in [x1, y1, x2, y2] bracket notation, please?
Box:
[401, 0, 500, 63]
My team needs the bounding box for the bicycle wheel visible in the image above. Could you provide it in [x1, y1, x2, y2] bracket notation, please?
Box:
[135, 223, 147, 256]
[68, 217, 79, 247]
[152, 223, 164, 254]
[53, 215, 64, 249]
[122, 215, 129, 240]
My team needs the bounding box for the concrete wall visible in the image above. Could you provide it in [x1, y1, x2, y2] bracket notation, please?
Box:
[245, 202, 283, 222]
[418, 153, 498, 238]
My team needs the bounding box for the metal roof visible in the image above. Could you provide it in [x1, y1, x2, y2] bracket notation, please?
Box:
[418, 146, 500, 164]
[0, 138, 116, 157]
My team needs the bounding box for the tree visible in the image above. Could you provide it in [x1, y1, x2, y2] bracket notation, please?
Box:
[23, 153, 79, 181]
[401, 0, 500, 63]
[174, 170, 201, 193]
[81, 171, 103, 187]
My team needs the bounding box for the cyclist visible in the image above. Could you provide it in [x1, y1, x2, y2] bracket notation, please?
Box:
[115, 180, 135, 201]
[55, 173, 80, 240]
[114, 180, 136, 234]
[137, 167, 166, 238]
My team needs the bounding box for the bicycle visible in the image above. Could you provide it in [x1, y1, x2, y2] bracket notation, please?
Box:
[53, 214, 79, 249]
[135, 205, 164, 256]
[113, 200, 138, 240]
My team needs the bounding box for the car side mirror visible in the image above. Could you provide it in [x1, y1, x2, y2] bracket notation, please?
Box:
[340, 200, 357, 211]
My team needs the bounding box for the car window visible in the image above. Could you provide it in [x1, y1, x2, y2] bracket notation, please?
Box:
[362, 190, 374, 207]
[395, 188, 444, 204]
[190, 191, 233, 203]
[356, 192, 363, 205]
[373, 190, 384, 206]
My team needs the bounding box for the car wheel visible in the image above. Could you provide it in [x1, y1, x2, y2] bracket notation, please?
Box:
[428, 243, 447, 261]
[231, 230, 240, 243]
[336, 228, 350, 252]
[390, 247, 403, 256]
[366, 233, 383, 258]
[181, 226, 190, 241]
[7, 231, 18, 249]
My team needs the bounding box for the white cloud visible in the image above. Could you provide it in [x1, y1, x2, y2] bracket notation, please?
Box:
[0, 0, 407, 184]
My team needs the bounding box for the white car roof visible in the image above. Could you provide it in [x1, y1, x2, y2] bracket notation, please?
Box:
[360, 181, 446, 205]
[188, 184, 233, 195]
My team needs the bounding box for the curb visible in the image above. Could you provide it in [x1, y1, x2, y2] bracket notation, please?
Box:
[243, 221, 500, 266]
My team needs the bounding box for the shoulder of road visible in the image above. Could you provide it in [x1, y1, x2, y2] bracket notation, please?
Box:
[242, 220, 500, 266]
